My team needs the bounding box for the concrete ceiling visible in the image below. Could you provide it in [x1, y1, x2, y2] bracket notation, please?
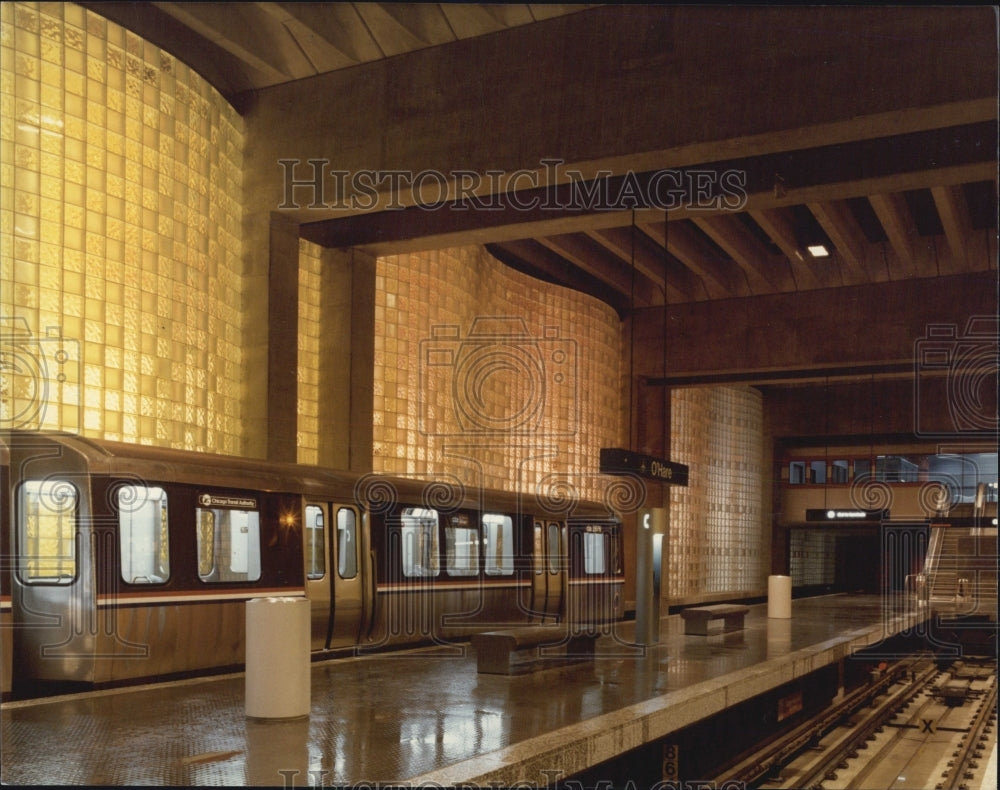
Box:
[79, 3, 596, 97]
[82, 3, 997, 321]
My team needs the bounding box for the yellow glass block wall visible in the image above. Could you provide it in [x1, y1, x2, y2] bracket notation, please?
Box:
[371, 246, 622, 501]
[669, 385, 766, 599]
[297, 239, 323, 465]
[1, 2, 244, 451]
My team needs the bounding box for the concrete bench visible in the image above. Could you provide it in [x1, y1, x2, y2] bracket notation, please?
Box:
[680, 604, 750, 636]
[470, 626, 599, 675]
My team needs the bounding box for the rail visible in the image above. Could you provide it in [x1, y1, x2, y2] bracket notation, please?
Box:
[723, 658, 998, 790]
[715, 659, 934, 787]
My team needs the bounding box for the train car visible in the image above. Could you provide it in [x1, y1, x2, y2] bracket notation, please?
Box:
[361, 475, 623, 650]
[1, 432, 11, 697]
[0, 430, 623, 697]
[2, 431, 314, 695]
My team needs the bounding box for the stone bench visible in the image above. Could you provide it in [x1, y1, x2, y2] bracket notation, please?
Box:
[680, 604, 750, 636]
[470, 626, 599, 675]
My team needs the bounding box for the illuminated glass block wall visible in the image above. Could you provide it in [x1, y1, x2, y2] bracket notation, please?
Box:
[371, 246, 622, 501]
[1, 3, 244, 450]
[670, 385, 766, 599]
[789, 531, 835, 586]
[297, 239, 323, 465]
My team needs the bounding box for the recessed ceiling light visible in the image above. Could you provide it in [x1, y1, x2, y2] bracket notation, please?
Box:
[807, 244, 830, 258]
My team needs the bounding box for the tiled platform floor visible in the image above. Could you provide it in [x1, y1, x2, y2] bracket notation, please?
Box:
[1, 595, 932, 786]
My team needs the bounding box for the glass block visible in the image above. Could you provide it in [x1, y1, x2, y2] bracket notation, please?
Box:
[1, 8, 245, 452]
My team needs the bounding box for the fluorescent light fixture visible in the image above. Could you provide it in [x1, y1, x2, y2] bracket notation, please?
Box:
[807, 244, 830, 258]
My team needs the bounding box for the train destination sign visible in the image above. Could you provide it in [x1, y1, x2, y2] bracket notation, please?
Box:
[600, 448, 689, 486]
[198, 493, 258, 510]
[806, 508, 889, 522]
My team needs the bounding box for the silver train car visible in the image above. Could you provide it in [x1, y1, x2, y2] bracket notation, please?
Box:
[0, 431, 624, 698]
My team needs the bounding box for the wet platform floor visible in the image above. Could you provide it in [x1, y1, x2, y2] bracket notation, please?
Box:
[1, 595, 932, 786]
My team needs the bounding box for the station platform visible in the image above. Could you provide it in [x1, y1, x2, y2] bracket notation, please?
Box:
[0, 594, 932, 786]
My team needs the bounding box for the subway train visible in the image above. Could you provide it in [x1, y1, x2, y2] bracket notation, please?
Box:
[0, 430, 624, 698]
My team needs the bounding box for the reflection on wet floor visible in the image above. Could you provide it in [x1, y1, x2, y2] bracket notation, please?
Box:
[1, 595, 929, 786]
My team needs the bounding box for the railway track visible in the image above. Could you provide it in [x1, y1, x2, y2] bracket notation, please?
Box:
[716, 657, 997, 790]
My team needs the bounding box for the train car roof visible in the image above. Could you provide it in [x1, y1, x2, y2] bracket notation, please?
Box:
[3, 429, 345, 494]
[0, 431, 616, 519]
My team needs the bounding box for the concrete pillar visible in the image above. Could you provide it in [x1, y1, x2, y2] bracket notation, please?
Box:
[636, 506, 667, 645]
[318, 247, 375, 472]
[266, 213, 301, 463]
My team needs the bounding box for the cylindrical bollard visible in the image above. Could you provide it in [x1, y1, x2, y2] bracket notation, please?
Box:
[766, 617, 792, 657]
[246, 717, 310, 784]
[767, 575, 792, 619]
[245, 597, 310, 720]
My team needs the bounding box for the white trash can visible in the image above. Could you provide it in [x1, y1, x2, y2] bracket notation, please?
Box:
[245, 597, 310, 720]
[767, 575, 792, 619]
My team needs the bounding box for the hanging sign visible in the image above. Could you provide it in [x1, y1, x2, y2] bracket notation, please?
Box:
[806, 508, 888, 522]
[600, 448, 689, 486]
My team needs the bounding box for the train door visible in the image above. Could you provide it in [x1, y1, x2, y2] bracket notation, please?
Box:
[303, 502, 363, 650]
[566, 520, 624, 628]
[1, 436, 10, 697]
[530, 520, 565, 621]
[9, 439, 96, 688]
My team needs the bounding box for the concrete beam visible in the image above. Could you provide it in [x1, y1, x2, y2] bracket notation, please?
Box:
[632, 271, 998, 379]
[245, 6, 996, 223]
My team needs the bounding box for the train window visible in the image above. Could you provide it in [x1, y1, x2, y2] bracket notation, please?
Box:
[809, 461, 826, 484]
[854, 459, 872, 480]
[483, 514, 513, 576]
[195, 504, 261, 583]
[118, 485, 169, 584]
[533, 523, 544, 575]
[583, 530, 607, 574]
[547, 522, 562, 573]
[400, 507, 440, 577]
[831, 460, 849, 484]
[336, 507, 357, 579]
[876, 455, 919, 483]
[17, 479, 78, 584]
[197, 509, 216, 577]
[788, 461, 806, 485]
[305, 505, 325, 580]
[445, 520, 479, 577]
